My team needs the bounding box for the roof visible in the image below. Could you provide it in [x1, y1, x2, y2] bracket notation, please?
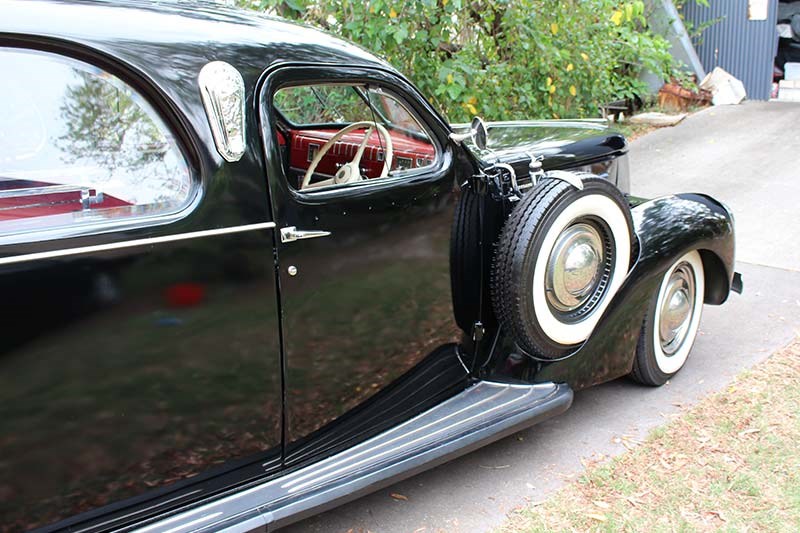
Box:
[0, 0, 397, 158]
[0, 0, 390, 73]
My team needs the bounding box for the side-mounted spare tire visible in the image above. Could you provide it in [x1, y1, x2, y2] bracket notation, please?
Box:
[491, 175, 635, 359]
[450, 186, 503, 334]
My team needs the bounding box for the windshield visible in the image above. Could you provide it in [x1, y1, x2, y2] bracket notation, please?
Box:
[273, 84, 427, 138]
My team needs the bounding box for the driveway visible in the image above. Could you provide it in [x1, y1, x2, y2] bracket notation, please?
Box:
[285, 101, 800, 533]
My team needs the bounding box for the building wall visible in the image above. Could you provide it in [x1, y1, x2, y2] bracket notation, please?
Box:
[683, 0, 778, 100]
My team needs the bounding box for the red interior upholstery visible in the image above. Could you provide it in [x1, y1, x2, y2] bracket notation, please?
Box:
[287, 127, 435, 179]
[0, 178, 131, 221]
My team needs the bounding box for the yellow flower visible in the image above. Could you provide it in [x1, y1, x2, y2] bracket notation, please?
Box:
[446, 73, 454, 84]
[611, 10, 623, 25]
[550, 23, 559, 35]
[566, 63, 574, 72]
[569, 85, 577, 96]
[546, 76, 553, 86]
[549, 85, 556, 94]
[389, 7, 397, 18]
[466, 103, 478, 115]
[581, 52, 589, 61]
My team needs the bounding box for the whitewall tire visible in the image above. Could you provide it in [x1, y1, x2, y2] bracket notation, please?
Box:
[631, 250, 705, 385]
[492, 175, 635, 359]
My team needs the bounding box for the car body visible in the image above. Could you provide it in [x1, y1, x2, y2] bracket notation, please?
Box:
[0, 1, 739, 532]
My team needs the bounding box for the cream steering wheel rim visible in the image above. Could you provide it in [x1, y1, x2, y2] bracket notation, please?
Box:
[301, 121, 394, 190]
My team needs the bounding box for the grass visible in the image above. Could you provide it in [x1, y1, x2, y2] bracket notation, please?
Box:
[500, 338, 800, 533]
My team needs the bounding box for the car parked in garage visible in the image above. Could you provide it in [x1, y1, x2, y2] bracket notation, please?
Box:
[0, 1, 740, 531]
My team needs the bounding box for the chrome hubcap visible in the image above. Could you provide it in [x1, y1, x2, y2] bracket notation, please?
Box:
[659, 262, 696, 355]
[546, 223, 604, 313]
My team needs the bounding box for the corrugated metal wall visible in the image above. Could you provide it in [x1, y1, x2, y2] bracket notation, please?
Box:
[683, 0, 778, 100]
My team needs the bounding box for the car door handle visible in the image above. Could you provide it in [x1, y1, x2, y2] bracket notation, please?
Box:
[280, 226, 332, 243]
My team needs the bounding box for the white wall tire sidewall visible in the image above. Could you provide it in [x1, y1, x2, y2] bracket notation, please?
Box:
[652, 250, 705, 375]
[531, 194, 631, 346]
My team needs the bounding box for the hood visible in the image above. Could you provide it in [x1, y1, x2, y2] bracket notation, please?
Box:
[452, 120, 628, 170]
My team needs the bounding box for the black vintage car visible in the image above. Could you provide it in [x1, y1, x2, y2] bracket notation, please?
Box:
[0, 1, 740, 531]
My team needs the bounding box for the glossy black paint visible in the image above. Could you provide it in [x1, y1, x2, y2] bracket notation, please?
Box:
[0, 232, 284, 532]
[285, 344, 471, 467]
[0, 1, 304, 529]
[0, 1, 737, 531]
[455, 120, 629, 170]
[258, 64, 467, 453]
[484, 193, 736, 390]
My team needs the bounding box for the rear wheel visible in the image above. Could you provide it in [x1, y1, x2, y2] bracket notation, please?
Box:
[630, 250, 705, 386]
[491, 176, 634, 359]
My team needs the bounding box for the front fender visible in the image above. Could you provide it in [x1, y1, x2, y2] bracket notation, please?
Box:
[533, 192, 737, 389]
[632, 193, 736, 305]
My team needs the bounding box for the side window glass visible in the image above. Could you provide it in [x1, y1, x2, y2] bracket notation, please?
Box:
[0, 48, 193, 238]
[272, 83, 437, 192]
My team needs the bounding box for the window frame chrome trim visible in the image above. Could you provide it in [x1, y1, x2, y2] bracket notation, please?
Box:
[0, 46, 202, 244]
[0, 222, 275, 266]
[261, 69, 445, 200]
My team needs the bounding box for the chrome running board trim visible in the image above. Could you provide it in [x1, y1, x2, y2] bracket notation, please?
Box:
[134, 381, 573, 533]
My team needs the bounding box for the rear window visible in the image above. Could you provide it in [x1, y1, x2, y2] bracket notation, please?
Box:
[0, 48, 194, 238]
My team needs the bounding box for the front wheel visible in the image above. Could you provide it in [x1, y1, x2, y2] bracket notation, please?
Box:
[630, 250, 705, 386]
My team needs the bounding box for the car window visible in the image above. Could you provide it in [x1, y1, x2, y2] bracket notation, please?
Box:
[274, 85, 370, 125]
[272, 83, 437, 192]
[0, 48, 194, 238]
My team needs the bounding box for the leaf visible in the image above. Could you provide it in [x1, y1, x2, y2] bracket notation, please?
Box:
[586, 513, 607, 522]
[566, 63, 574, 71]
[390, 492, 408, 501]
[393, 26, 408, 44]
[283, 0, 305, 13]
[446, 84, 463, 100]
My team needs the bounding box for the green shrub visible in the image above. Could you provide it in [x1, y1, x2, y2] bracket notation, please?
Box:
[239, 0, 697, 122]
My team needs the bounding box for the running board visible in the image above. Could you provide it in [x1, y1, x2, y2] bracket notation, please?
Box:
[135, 381, 573, 533]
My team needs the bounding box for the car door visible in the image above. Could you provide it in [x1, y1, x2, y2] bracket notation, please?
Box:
[0, 46, 282, 531]
[259, 65, 465, 460]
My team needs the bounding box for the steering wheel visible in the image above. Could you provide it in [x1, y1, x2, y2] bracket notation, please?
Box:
[301, 121, 394, 190]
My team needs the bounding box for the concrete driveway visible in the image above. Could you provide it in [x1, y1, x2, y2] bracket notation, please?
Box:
[285, 101, 800, 533]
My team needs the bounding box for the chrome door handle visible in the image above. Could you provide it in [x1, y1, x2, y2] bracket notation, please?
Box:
[280, 226, 332, 243]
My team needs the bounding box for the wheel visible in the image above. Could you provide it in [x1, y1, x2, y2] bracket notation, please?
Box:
[450, 186, 502, 334]
[491, 175, 634, 359]
[631, 250, 705, 386]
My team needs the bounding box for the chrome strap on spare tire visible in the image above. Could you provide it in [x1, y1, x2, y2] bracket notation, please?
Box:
[544, 170, 585, 190]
